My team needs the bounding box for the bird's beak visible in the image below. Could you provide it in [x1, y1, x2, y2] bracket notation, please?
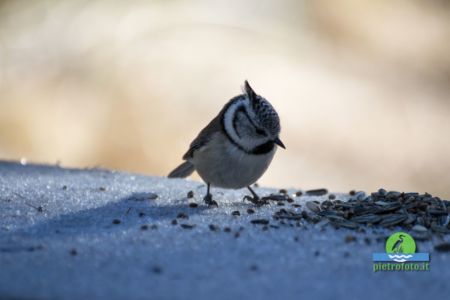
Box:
[274, 137, 286, 149]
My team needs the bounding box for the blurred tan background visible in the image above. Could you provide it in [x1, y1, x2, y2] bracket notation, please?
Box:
[1, 0, 449, 197]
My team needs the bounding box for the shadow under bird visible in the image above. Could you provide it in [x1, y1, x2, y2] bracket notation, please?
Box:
[168, 80, 285, 206]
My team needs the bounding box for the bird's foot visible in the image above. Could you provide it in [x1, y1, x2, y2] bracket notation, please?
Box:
[203, 194, 218, 207]
[244, 195, 268, 206]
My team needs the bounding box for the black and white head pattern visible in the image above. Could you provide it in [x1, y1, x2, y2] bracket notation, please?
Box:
[222, 81, 281, 154]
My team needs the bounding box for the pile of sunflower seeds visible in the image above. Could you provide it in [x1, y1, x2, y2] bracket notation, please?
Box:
[271, 189, 450, 239]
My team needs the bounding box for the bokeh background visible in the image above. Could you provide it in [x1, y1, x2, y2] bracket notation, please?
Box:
[1, 0, 449, 197]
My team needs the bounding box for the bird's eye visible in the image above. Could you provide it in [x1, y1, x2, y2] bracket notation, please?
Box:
[255, 128, 266, 136]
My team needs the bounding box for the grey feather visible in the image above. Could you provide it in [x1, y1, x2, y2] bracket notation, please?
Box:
[168, 161, 195, 178]
[182, 94, 248, 160]
[182, 114, 223, 160]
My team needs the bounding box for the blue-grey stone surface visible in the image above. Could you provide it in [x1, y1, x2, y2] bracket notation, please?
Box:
[0, 161, 448, 300]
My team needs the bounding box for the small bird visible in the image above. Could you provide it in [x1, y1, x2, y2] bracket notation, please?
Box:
[168, 80, 285, 206]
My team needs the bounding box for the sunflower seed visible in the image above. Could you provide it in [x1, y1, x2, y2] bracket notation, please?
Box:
[330, 219, 359, 229]
[251, 219, 270, 225]
[434, 242, 450, 252]
[412, 224, 427, 233]
[379, 214, 407, 227]
[306, 189, 328, 196]
[306, 201, 321, 213]
[180, 224, 195, 229]
[351, 214, 381, 224]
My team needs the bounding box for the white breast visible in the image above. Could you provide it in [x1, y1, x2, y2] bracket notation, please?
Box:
[191, 132, 276, 189]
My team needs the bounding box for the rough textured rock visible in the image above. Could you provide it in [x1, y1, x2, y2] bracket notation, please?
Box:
[0, 161, 448, 299]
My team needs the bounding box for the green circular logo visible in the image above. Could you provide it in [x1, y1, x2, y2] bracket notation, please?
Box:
[385, 232, 416, 254]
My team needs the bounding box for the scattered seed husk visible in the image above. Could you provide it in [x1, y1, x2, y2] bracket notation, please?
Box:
[386, 191, 401, 199]
[351, 214, 381, 224]
[321, 213, 345, 222]
[428, 209, 447, 216]
[412, 224, 428, 233]
[306, 189, 328, 196]
[379, 214, 407, 227]
[253, 188, 450, 235]
[112, 219, 121, 225]
[180, 224, 196, 229]
[261, 194, 289, 202]
[403, 214, 417, 225]
[232, 211, 240, 216]
[306, 201, 321, 213]
[378, 188, 387, 196]
[412, 231, 432, 241]
[306, 212, 321, 223]
[434, 242, 450, 252]
[430, 224, 450, 234]
[251, 219, 270, 225]
[330, 219, 359, 229]
[274, 209, 302, 221]
[133, 192, 158, 201]
[177, 212, 188, 219]
[209, 224, 219, 231]
[247, 208, 255, 214]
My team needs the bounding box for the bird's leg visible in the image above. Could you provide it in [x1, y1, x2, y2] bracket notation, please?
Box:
[203, 183, 218, 207]
[244, 186, 267, 206]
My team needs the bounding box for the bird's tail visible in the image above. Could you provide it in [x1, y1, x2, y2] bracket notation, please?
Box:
[168, 161, 195, 178]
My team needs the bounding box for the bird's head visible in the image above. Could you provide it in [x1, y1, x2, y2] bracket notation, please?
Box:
[243, 80, 285, 149]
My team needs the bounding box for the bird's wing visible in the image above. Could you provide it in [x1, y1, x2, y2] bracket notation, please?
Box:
[182, 95, 242, 160]
[182, 114, 222, 160]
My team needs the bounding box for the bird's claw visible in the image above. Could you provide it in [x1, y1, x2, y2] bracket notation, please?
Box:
[244, 195, 268, 206]
[204, 194, 218, 207]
